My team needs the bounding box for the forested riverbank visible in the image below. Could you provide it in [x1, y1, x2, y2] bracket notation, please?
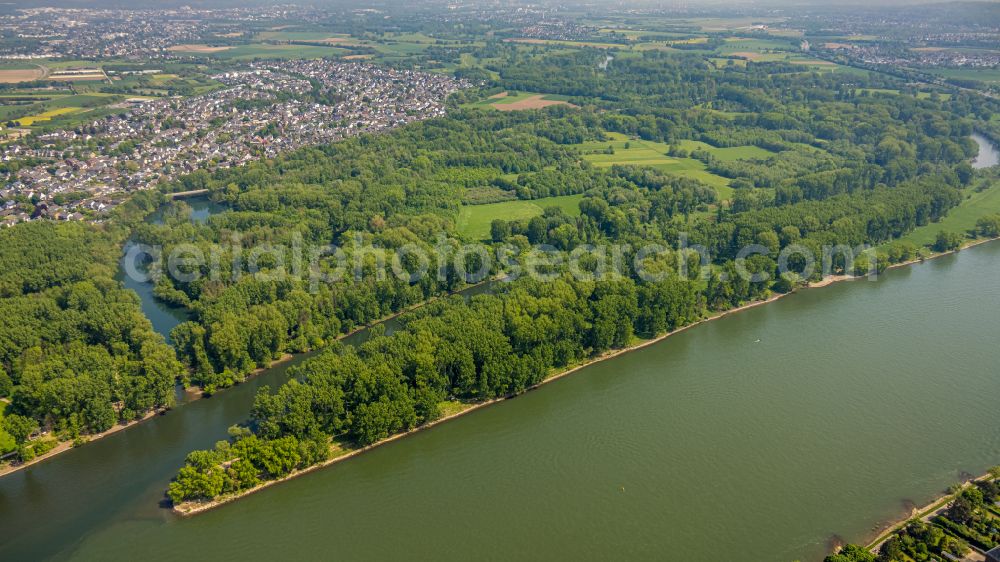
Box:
[0, 197, 183, 472]
[827, 466, 1000, 562]
[169, 232, 1000, 514]
[26, 234, 1000, 562]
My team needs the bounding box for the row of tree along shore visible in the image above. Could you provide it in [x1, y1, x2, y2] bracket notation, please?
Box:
[826, 465, 1000, 562]
[170, 235, 1000, 515]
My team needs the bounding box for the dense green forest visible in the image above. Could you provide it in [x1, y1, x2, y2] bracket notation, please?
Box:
[167, 273, 701, 503]
[160, 49, 999, 503]
[0, 220, 181, 461]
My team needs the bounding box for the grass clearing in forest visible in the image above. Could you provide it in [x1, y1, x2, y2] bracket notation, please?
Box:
[457, 194, 584, 240]
[577, 133, 754, 200]
[672, 140, 774, 161]
[710, 57, 748, 69]
[853, 88, 952, 100]
[893, 178, 1000, 248]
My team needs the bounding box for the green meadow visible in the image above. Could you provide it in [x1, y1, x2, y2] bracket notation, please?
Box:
[717, 37, 796, 54]
[575, 133, 777, 200]
[925, 67, 1000, 84]
[893, 178, 1000, 248]
[854, 88, 952, 100]
[457, 194, 585, 240]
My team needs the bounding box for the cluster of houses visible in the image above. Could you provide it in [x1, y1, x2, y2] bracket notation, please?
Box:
[822, 40, 1000, 70]
[0, 6, 312, 59]
[517, 21, 601, 42]
[0, 59, 468, 226]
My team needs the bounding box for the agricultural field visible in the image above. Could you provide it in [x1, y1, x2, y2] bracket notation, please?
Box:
[765, 28, 806, 38]
[0, 60, 113, 84]
[714, 37, 805, 65]
[717, 37, 796, 54]
[167, 44, 233, 54]
[169, 43, 349, 59]
[0, 63, 46, 83]
[467, 91, 577, 111]
[504, 38, 625, 50]
[372, 41, 432, 57]
[684, 16, 788, 31]
[47, 67, 106, 81]
[797, 61, 876, 75]
[380, 32, 440, 44]
[595, 29, 692, 41]
[13, 107, 82, 126]
[104, 71, 222, 96]
[0, 93, 123, 129]
[457, 194, 584, 240]
[925, 67, 1000, 85]
[39, 59, 99, 69]
[254, 31, 362, 45]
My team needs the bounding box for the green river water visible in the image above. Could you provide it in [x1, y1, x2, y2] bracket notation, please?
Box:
[1, 139, 998, 561]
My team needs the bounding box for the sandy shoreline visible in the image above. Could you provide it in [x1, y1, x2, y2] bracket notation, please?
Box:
[864, 469, 997, 553]
[173, 237, 1000, 516]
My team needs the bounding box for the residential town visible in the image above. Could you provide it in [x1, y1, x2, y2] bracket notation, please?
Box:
[0, 6, 326, 60]
[0, 59, 468, 225]
[821, 40, 1000, 71]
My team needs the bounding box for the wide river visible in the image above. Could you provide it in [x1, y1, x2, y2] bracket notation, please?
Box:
[1, 141, 999, 561]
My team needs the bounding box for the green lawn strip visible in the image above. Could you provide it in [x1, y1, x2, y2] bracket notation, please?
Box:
[891, 177, 1000, 248]
[457, 194, 584, 240]
[577, 135, 739, 200]
[925, 67, 1000, 84]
